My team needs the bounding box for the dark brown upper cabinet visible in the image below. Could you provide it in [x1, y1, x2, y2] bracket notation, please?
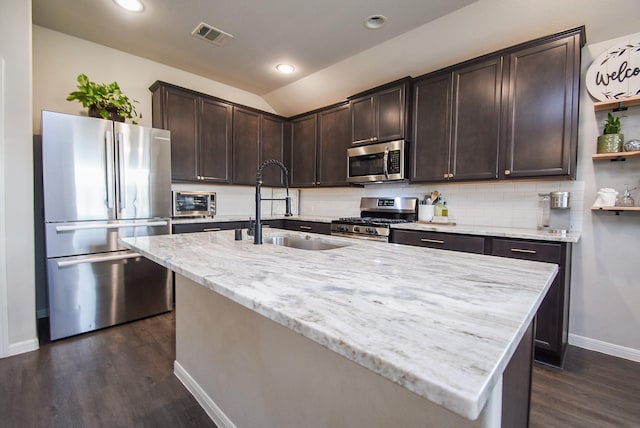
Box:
[411, 26, 583, 183]
[411, 72, 452, 182]
[150, 82, 232, 183]
[412, 57, 502, 182]
[232, 107, 260, 185]
[290, 102, 351, 187]
[290, 113, 318, 187]
[350, 79, 409, 145]
[501, 31, 582, 179]
[450, 57, 503, 181]
[232, 107, 288, 186]
[317, 103, 351, 186]
[261, 115, 289, 187]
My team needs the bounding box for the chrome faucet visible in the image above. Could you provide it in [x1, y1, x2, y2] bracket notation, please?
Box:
[254, 159, 292, 244]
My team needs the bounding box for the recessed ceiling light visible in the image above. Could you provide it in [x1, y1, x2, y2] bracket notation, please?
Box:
[276, 64, 295, 74]
[364, 15, 387, 30]
[113, 0, 144, 12]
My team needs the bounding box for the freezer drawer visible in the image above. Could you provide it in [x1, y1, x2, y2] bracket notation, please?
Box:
[47, 250, 172, 340]
[46, 219, 170, 258]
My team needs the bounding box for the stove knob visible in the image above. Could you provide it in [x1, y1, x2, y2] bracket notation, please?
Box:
[365, 227, 376, 234]
[353, 226, 361, 232]
[339, 226, 348, 232]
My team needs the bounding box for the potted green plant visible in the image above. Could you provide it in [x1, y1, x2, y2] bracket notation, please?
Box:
[66, 74, 142, 124]
[597, 112, 624, 153]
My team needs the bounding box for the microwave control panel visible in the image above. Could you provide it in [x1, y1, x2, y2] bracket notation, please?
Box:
[388, 150, 401, 173]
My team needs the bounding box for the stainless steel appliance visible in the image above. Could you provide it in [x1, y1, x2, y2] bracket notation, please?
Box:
[42, 111, 173, 340]
[172, 190, 216, 217]
[331, 197, 418, 241]
[538, 191, 571, 233]
[347, 140, 408, 183]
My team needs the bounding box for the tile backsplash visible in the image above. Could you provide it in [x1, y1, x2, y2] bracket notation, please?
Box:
[300, 180, 585, 232]
[173, 180, 585, 232]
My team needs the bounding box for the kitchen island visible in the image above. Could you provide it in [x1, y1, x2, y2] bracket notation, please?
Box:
[121, 229, 557, 428]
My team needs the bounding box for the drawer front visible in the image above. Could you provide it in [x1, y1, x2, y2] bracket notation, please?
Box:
[283, 220, 331, 235]
[490, 239, 561, 263]
[48, 251, 172, 340]
[172, 221, 246, 234]
[391, 230, 485, 254]
[46, 220, 170, 258]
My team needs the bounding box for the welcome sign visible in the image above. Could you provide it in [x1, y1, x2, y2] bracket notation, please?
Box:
[586, 38, 640, 101]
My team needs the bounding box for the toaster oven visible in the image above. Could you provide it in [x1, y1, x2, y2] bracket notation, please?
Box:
[172, 191, 216, 217]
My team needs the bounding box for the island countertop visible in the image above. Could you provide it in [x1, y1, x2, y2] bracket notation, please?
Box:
[121, 230, 557, 420]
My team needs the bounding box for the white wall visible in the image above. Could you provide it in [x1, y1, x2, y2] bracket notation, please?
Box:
[569, 33, 640, 360]
[32, 26, 276, 134]
[0, 0, 38, 356]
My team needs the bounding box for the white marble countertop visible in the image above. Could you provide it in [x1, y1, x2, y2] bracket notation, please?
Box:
[171, 215, 580, 243]
[171, 215, 334, 224]
[392, 222, 581, 243]
[121, 229, 557, 420]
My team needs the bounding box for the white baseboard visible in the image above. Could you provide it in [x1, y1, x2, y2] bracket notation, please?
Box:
[7, 338, 39, 357]
[569, 334, 640, 363]
[173, 361, 237, 428]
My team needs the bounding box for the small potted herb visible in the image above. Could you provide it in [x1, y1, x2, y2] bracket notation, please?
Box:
[66, 74, 142, 124]
[597, 112, 624, 153]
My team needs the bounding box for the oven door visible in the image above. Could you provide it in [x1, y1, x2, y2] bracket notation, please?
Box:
[347, 140, 406, 183]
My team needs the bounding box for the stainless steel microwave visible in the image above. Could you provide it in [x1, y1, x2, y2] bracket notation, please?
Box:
[347, 140, 407, 183]
[172, 191, 216, 217]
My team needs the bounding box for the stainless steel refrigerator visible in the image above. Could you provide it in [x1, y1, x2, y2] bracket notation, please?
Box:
[41, 110, 173, 340]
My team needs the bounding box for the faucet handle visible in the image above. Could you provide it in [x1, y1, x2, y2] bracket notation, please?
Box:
[247, 218, 255, 236]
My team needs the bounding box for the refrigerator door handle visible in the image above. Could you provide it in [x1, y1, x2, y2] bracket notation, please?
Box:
[105, 130, 115, 210]
[116, 133, 126, 211]
[55, 220, 169, 232]
[56, 251, 142, 268]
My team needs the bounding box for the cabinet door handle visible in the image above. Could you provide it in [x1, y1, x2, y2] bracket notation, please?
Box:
[511, 248, 536, 254]
[421, 238, 444, 244]
[504, 169, 511, 175]
[299, 225, 312, 230]
[203, 228, 222, 232]
[443, 173, 449, 179]
[448, 173, 454, 178]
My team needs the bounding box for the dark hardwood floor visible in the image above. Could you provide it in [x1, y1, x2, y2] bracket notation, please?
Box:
[0, 312, 215, 428]
[1, 312, 639, 427]
[531, 346, 640, 427]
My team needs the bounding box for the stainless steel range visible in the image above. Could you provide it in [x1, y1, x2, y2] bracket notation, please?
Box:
[331, 197, 418, 241]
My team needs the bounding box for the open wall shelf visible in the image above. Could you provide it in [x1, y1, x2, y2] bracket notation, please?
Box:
[592, 206, 640, 215]
[593, 95, 640, 112]
[592, 150, 640, 161]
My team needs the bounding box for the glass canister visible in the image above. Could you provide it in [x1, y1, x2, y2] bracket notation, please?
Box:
[538, 193, 550, 229]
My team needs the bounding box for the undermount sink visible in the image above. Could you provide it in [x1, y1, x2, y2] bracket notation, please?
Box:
[264, 235, 348, 251]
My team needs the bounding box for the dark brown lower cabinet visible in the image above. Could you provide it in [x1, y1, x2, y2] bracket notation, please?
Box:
[391, 228, 571, 368]
[172, 221, 247, 234]
[281, 220, 331, 235]
[489, 238, 571, 367]
[390, 229, 485, 254]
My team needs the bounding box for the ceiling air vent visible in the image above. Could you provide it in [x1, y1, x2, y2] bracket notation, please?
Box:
[191, 22, 233, 47]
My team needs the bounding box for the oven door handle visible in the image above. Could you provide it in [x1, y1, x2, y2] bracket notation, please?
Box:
[383, 146, 389, 179]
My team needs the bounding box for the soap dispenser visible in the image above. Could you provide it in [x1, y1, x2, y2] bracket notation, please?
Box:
[617, 184, 636, 207]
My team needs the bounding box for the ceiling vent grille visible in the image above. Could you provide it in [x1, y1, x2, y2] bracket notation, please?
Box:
[191, 22, 233, 47]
